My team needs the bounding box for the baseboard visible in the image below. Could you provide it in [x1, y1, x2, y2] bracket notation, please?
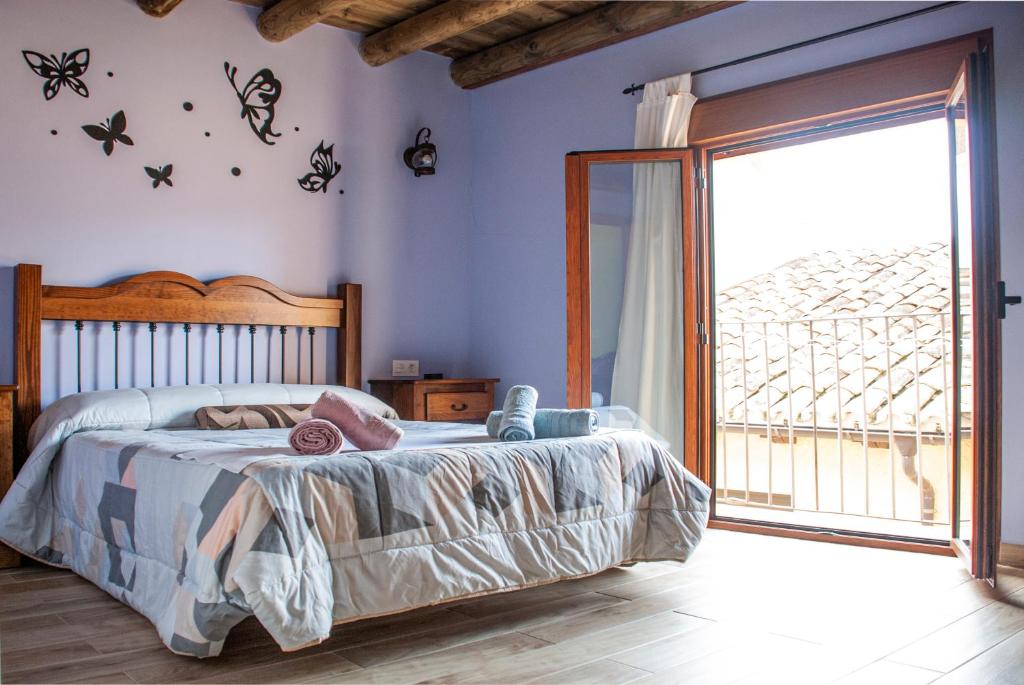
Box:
[999, 543, 1024, 569]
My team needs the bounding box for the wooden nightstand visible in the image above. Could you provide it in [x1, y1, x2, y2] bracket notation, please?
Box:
[369, 378, 499, 422]
[0, 385, 18, 568]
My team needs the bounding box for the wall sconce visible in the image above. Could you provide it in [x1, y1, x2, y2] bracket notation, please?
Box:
[403, 127, 437, 177]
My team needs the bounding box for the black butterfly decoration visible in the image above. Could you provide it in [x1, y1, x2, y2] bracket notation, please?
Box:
[145, 165, 173, 188]
[82, 110, 134, 156]
[224, 61, 282, 146]
[22, 48, 90, 100]
[298, 141, 342, 194]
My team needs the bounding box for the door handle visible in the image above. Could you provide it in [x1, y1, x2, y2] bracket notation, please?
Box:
[998, 281, 1021, 319]
[450, 402, 468, 411]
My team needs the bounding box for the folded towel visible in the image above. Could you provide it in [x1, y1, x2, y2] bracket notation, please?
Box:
[311, 390, 403, 451]
[486, 408, 599, 439]
[288, 418, 344, 455]
[496, 385, 539, 442]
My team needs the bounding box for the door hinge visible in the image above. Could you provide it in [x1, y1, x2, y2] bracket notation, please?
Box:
[697, 321, 709, 345]
[998, 281, 1021, 319]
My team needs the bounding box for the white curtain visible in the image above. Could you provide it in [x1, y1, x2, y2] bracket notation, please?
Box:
[610, 74, 696, 458]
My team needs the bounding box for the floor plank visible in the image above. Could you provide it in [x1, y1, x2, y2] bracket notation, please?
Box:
[331, 631, 550, 684]
[932, 628, 1024, 684]
[528, 658, 651, 684]
[456, 612, 711, 683]
[191, 652, 359, 684]
[627, 632, 815, 685]
[521, 588, 704, 644]
[886, 587, 1024, 672]
[833, 660, 942, 685]
[337, 591, 625, 669]
[64, 671, 137, 684]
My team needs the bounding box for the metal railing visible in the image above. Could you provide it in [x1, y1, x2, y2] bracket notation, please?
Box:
[715, 311, 967, 527]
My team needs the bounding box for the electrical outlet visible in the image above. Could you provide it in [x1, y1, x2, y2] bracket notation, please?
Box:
[392, 359, 420, 377]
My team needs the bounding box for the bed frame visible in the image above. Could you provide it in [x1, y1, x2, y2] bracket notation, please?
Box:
[2, 263, 362, 567]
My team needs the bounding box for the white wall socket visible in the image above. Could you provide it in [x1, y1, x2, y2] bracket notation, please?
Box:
[392, 359, 420, 377]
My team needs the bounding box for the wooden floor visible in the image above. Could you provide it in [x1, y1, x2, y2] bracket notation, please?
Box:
[2, 529, 1023, 684]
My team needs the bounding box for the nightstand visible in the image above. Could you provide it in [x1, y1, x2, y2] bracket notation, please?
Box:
[0, 385, 18, 568]
[369, 378, 499, 422]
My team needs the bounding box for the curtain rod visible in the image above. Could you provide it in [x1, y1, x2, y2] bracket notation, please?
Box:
[622, 1, 963, 95]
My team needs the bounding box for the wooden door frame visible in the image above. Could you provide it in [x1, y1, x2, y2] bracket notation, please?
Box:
[565, 148, 702, 476]
[692, 31, 999, 566]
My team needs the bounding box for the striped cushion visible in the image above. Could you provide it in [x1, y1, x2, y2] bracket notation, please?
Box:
[194, 404, 312, 430]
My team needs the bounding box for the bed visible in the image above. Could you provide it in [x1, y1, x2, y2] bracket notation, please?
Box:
[0, 265, 710, 658]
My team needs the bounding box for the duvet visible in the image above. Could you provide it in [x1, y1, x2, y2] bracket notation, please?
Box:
[0, 384, 710, 657]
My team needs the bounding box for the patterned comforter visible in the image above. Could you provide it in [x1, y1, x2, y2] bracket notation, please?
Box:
[0, 384, 710, 657]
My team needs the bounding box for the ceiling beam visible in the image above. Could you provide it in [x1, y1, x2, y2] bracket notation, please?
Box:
[137, 0, 185, 17]
[257, 0, 360, 43]
[358, 0, 540, 67]
[450, 1, 739, 89]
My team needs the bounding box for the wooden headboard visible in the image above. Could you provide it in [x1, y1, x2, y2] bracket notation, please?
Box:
[12, 263, 363, 471]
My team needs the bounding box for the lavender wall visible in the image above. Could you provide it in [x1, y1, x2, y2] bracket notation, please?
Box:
[464, 1, 1024, 542]
[0, 0, 474, 389]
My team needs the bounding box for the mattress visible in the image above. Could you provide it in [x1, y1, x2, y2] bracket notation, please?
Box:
[0, 384, 711, 658]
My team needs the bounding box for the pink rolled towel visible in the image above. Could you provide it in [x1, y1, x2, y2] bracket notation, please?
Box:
[288, 418, 344, 456]
[311, 390, 403, 451]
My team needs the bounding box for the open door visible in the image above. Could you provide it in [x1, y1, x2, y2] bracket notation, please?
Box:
[565, 149, 702, 476]
[946, 42, 1001, 582]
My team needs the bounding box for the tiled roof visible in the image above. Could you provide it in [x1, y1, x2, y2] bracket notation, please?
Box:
[716, 243, 968, 435]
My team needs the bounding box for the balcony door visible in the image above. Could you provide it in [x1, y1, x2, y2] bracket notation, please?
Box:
[699, 37, 1000, 580]
[565, 149, 702, 476]
[947, 46, 1001, 581]
[564, 36, 1000, 580]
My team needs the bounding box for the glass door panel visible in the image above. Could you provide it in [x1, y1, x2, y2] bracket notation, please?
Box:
[588, 160, 685, 456]
[565, 149, 698, 472]
[948, 72, 973, 549]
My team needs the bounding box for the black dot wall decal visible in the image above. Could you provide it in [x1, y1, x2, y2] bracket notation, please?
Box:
[204, 131, 211, 137]
[231, 167, 241, 176]
[339, 189, 344, 195]
[182, 101, 194, 112]
[107, 71, 113, 77]
[294, 126, 300, 132]
[50, 129, 58, 135]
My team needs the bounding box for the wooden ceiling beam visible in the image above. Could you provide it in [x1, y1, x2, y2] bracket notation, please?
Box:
[358, 0, 540, 67]
[450, 1, 739, 89]
[137, 0, 185, 17]
[257, 0, 361, 43]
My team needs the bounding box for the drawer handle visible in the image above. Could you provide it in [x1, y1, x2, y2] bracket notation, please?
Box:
[450, 402, 468, 411]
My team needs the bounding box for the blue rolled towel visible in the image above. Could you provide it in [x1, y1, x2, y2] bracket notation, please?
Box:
[487, 408, 599, 439]
[497, 385, 538, 441]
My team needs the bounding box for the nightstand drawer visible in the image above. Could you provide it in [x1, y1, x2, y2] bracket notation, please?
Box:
[426, 392, 491, 421]
[369, 378, 498, 422]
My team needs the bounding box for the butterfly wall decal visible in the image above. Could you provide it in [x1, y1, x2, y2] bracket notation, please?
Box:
[82, 110, 134, 156]
[298, 141, 342, 194]
[224, 61, 282, 146]
[145, 165, 173, 188]
[22, 48, 90, 100]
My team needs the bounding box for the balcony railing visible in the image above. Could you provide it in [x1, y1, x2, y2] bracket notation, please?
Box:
[715, 311, 967, 534]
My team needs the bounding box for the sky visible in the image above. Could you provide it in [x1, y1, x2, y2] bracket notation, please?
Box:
[711, 117, 953, 290]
